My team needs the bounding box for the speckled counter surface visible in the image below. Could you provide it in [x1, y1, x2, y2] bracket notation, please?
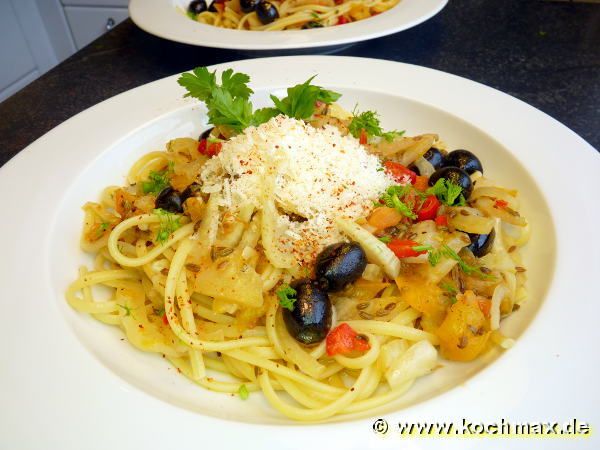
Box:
[0, 0, 598, 166]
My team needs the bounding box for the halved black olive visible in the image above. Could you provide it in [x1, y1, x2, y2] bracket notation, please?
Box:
[444, 149, 483, 174]
[155, 187, 184, 213]
[188, 0, 207, 14]
[429, 166, 473, 199]
[409, 147, 444, 175]
[467, 228, 495, 257]
[181, 182, 202, 202]
[240, 0, 261, 13]
[316, 242, 367, 292]
[199, 127, 214, 141]
[256, 1, 279, 24]
[282, 279, 332, 345]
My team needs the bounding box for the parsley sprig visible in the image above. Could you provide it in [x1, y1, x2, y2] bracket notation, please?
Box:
[270, 76, 341, 120]
[413, 244, 495, 279]
[440, 281, 458, 295]
[376, 177, 466, 220]
[142, 170, 170, 195]
[178, 67, 275, 133]
[379, 185, 417, 219]
[154, 208, 182, 245]
[178, 67, 341, 134]
[276, 284, 297, 311]
[427, 178, 466, 207]
[348, 108, 405, 142]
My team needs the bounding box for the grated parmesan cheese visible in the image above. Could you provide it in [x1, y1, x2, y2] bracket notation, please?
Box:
[200, 116, 395, 265]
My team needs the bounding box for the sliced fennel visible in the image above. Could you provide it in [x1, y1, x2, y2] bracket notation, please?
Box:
[335, 217, 400, 278]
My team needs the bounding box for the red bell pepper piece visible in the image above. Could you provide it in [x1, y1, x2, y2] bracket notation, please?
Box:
[198, 139, 222, 157]
[387, 239, 428, 258]
[416, 195, 441, 221]
[384, 161, 417, 184]
[359, 129, 368, 145]
[494, 199, 508, 209]
[435, 214, 448, 226]
[326, 323, 370, 356]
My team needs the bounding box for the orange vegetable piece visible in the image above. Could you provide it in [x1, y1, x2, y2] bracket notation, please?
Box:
[437, 291, 490, 362]
[395, 275, 447, 319]
[413, 175, 429, 191]
[367, 206, 403, 230]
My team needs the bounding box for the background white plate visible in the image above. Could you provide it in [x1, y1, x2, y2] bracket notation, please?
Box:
[129, 0, 447, 50]
[0, 56, 598, 449]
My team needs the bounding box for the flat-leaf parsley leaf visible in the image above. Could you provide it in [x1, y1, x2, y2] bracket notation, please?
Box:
[142, 170, 170, 195]
[426, 178, 466, 207]
[154, 209, 182, 245]
[276, 284, 297, 311]
[270, 75, 341, 120]
[349, 108, 404, 142]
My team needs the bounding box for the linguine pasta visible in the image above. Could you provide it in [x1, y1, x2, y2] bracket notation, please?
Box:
[187, 0, 400, 31]
[66, 71, 529, 421]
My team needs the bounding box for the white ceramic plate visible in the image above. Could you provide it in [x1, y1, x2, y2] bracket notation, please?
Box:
[1, 56, 598, 450]
[129, 0, 447, 50]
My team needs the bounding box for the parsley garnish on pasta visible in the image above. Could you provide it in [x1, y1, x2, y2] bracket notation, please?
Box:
[68, 67, 528, 421]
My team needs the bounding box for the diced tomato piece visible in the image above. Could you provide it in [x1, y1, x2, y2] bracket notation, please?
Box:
[384, 161, 417, 184]
[326, 323, 370, 356]
[359, 129, 368, 145]
[435, 214, 448, 226]
[387, 239, 428, 258]
[198, 139, 207, 154]
[416, 195, 440, 221]
[162, 313, 169, 325]
[494, 199, 508, 209]
[337, 16, 349, 25]
[413, 175, 429, 191]
[198, 139, 222, 157]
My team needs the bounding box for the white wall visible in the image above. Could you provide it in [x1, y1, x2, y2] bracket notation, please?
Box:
[0, 0, 128, 103]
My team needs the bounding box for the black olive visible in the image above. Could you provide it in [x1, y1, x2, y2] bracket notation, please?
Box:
[409, 147, 444, 175]
[302, 21, 323, 29]
[256, 2, 279, 24]
[429, 166, 473, 198]
[155, 187, 184, 213]
[282, 279, 332, 345]
[444, 149, 483, 174]
[208, 0, 220, 12]
[199, 127, 214, 141]
[316, 242, 367, 292]
[240, 0, 261, 13]
[188, 0, 207, 14]
[181, 182, 202, 202]
[467, 228, 495, 257]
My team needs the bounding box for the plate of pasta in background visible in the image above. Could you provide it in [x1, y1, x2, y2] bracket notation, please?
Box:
[1, 56, 598, 449]
[129, 0, 447, 50]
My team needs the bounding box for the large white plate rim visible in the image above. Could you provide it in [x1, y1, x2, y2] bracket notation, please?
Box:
[0, 56, 598, 450]
[129, 0, 448, 50]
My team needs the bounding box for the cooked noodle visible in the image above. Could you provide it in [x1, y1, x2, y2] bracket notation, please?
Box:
[186, 0, 400, 31]
[67, 96, 529, 421]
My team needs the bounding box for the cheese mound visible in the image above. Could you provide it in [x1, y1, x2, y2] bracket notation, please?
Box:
[200, 115, 394, 264]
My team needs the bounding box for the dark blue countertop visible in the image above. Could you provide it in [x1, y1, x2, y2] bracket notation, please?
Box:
[0, 0, 598, 166]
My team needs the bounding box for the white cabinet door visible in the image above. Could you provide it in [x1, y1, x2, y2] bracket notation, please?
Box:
[61, 0, 129, 6]
[0, 1, 39, 101]
[64, 6, 129, 49]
